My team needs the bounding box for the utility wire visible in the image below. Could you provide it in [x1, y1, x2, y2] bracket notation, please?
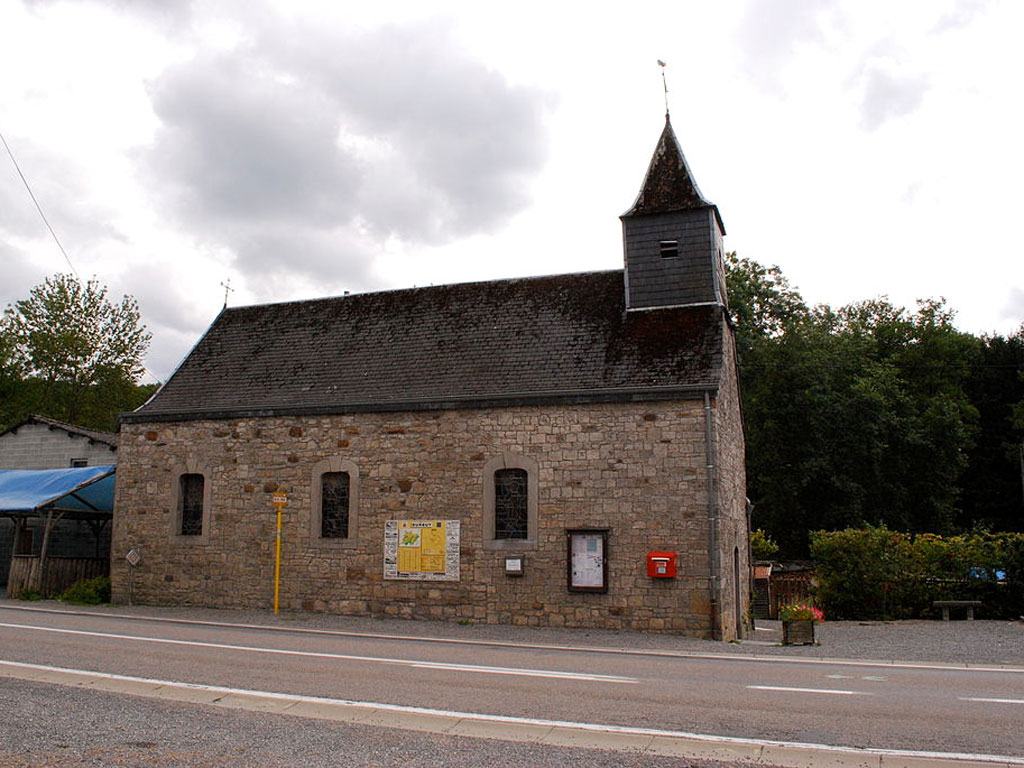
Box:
[1, 129, 160, 384]
[0, 129, 81, 282]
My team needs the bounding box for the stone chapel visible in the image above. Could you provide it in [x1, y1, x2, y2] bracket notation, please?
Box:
[112, 115, 750, 639]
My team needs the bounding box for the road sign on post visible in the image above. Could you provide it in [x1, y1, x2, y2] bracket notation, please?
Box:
[271, 493, 287, 614]
[125, 549, 141, 606]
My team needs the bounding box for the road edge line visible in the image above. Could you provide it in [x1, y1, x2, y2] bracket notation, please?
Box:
[0, 659, 1020, 767]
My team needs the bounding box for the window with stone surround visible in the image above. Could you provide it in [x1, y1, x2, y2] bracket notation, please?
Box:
[179, 474, 205, 535]
[494, 468, 528, 539]
[311, 457, 359, 548]
[320, 471, 350, 538]
[483, 453, 538, 551]
[170, 461, 212, 544]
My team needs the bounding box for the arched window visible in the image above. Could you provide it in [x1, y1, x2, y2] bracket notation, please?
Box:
[179, 473, 205, 535]
[311, 457, 359, 548]
[494, 468, 528, 540]
[170, 460, 212, 544]
[483, 453, 538, 551]
[320, 471, 350, 538]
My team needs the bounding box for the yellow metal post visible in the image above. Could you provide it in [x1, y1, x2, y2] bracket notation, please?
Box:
[272, 493, 287, 614]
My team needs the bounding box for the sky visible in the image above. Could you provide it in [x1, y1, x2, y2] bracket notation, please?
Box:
[1, 0, 1022, 382]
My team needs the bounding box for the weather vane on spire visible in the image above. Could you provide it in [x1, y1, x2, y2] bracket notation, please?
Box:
[657, 59, 670, 117]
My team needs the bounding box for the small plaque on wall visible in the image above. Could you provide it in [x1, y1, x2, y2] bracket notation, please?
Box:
[383, 520, 460, 581]
[567, 529, 608, 593]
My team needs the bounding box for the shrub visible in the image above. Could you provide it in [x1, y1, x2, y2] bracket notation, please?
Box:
[811, 527, 1024, 620]
[59, 576, 111, 605]
[750, 528, 780, 560]
[18, 587, 43, 601]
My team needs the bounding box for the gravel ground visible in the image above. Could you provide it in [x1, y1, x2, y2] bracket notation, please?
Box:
[0, 677, 752, 768]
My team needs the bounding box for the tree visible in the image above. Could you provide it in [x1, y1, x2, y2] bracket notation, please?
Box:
[727, 255, 986, 555]
[724, 252, 808, 358]
[961, 327, 1024, 531]
[1, 274, 153, 431]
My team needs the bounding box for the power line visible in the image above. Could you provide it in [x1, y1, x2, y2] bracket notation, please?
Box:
[0, 129, 81, 282]
[1, 129, 160, 384]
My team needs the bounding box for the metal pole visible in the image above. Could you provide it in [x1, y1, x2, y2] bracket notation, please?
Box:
[273, 503, 283, 615]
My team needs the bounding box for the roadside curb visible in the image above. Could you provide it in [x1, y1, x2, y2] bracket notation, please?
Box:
[1, 660, 1020, 768]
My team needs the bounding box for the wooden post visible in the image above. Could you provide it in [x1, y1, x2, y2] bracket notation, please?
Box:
[35, 508, 67, 595]
[34, 509, 54, 592]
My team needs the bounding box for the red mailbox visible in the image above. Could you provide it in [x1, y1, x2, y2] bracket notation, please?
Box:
[646, 551, 677, 578]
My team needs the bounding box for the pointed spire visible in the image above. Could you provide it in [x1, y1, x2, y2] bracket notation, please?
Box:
[622, 115, 724, 233]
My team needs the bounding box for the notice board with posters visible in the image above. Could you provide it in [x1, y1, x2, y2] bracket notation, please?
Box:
[567, 529, 608, 593]
[383, 520, 460, 581]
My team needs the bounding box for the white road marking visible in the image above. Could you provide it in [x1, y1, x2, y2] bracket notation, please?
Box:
[961, 697, 1024, 705]
[0, 621, 636, 684]
[4, 604, 1023, 675]
[747, 685, 872, 696]
[2, 660, 1021, 766]
[827, 674, 885, 682]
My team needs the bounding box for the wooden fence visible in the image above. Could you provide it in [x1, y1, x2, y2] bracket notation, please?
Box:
[769, 570, 815, 618]
[6, 555, 108, 599]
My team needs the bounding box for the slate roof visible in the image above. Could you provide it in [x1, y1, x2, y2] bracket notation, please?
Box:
[125, 270, 726, 423]
[622, 115, 725, 233]
[0, 415, 118, 448]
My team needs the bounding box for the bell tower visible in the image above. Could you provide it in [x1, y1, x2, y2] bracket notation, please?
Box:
[621, 115, 727, 311]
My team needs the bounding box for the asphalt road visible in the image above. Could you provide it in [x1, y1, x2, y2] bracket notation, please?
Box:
[0, 603, 1021, 765]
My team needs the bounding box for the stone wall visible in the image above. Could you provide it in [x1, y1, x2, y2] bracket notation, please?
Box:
[113, 397, 742, 638]
[711, 323, 751, 639]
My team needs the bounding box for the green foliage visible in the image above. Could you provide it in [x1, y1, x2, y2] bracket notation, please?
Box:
[960, 328, 1024, 532]
[0, 274, 154, 431]
[18, 587, 43, 601]
[726, 253, 1010, 555]
[811, 527, 1024, 620]
[750, 528, 779, 560]
[59, 576, 111, 605]
[725, 252, 808, 358]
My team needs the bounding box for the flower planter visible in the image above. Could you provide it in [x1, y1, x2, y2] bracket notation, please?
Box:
[782, 619, 816, 645]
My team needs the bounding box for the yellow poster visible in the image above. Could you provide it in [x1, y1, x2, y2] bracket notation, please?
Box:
[398, 520, 447, 574]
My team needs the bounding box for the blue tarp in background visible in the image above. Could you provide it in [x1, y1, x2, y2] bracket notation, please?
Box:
[0, 466, 115, 513]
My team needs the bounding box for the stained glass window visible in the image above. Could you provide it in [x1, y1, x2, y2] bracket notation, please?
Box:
[494, 468, 528, 539]
[179, 473, 204, 536]
[321, 471, 350, 538]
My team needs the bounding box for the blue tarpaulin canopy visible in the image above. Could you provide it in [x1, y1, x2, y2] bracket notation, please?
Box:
[0, 466, 115, 516]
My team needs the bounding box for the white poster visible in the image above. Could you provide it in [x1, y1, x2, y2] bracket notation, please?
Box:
[570, 531, 605, 588]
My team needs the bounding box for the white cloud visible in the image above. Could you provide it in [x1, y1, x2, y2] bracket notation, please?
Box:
[859, 67, 930, 130]
[138, 12, 553, 289]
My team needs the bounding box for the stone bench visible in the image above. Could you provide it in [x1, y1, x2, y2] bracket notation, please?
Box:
[933, 600, 982, 621]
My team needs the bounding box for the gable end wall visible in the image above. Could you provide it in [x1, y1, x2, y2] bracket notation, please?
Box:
[0, 424, 116, 470]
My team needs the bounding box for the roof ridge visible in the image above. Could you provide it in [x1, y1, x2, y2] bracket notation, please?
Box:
[1, 415, 118, 447]
[222, 269, 625, 313]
